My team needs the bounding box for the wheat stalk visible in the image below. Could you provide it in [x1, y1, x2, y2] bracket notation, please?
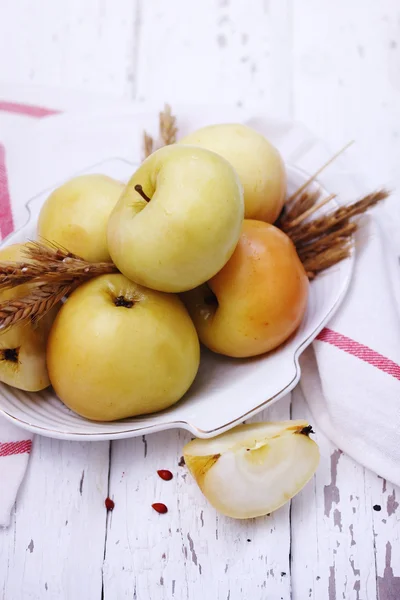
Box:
[0, 241, 117, 290]
[0, 262, 43, 290]
[283, 193, 337, 230]
[303, 243, 353, 279]
[286, 141, 354, 203]
[284, 188, 389, 278]
[280, 188, 322, 227]
[297, 222, 357, 261]
[0, 242, 119, 330]
[25, 240, 79, 262]
[142, 104, 177, 160]
[0, 282, 72, 331]
[142, 132, 154, 160]
[289, 189, 388, 246]
[159, 103, 177, 146]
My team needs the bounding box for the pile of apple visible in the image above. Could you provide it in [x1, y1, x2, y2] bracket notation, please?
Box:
[0, 124, 308, 423]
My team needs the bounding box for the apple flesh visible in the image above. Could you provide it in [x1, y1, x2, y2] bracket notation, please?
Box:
[0, 244, 58, 391]
[47, 274, 200, 421]
[183, 220, 309, 358]
[184, 421, 320, 519]
[37, 174, 124, 262]
[178, 123, 286, 223]
[107, 144, 244, 293]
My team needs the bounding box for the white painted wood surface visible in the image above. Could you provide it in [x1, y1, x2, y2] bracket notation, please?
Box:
[0, 1, 400, 599]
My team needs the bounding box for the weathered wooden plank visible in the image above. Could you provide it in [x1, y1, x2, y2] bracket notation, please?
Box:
[291, 386, 377, 600]
[135, 0, 293, 119]
[292, 0, 400, 190]
[0, 0, 139, 98]
[366, 471, 400, 600]
[0, 437, 109, 600]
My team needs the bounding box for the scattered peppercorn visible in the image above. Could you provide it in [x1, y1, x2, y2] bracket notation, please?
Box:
[373, 504, 382, 511]
[281, 572, 286, 577]
[105, 497, 115, 511]
[152, 502, 168, 514]
[247, 538, 251, 542]
[157, 469, 173, 481]
[178, 456, 185, 467]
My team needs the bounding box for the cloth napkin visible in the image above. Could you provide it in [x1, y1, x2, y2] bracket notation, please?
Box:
[301, 215, 400, 487]
[0, 92, 399, 528]
[0, 115, 32, 527]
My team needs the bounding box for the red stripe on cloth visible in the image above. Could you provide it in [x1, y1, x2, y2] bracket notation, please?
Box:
[0, 100, 60, 118]
[317, 327, 400, 381]
[0, 439, 32, 457]
[0, 143, 14, 238]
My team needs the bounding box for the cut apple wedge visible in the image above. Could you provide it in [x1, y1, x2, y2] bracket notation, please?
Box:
[183, 421, 320, 519]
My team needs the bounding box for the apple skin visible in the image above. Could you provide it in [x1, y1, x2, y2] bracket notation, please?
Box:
[178, 123, 286, 223]
[0, 244, 58, 391]
[183, 220, 309, 358]
[47, 273, 200, 421]
[37, 174, 124, 262]
[107, 144, 244, 293]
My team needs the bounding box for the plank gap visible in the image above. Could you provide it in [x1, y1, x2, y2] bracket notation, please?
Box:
[101, 441, 113, 600]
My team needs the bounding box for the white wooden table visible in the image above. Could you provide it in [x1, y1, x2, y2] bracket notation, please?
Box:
[0, 2, 400, 598]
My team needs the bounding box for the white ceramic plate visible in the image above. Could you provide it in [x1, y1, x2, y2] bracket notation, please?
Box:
[0, 157, 354, 440]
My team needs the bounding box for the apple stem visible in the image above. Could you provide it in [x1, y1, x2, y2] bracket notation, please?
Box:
[2, 347, 19, 363]
[114, 296, 134, 308]
[299, 425, 315, 436]
[134, 184, 151, 203]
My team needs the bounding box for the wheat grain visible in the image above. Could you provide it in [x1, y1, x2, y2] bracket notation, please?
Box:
[0, 283, 71, 331]
[159, 103, 177, 146]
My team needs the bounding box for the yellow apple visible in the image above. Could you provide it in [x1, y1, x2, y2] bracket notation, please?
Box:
[184, 421, 320, 519]
[0, 244, 58, 391]
[47, 273, 200, 421]
[183, 220, 309, 358]
[107, 144, 244, 293]
[37, 174, 124, 262]
[179, 123, 286, 223]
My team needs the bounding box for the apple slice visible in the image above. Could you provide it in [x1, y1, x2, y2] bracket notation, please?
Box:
[184, 421, 319, 519]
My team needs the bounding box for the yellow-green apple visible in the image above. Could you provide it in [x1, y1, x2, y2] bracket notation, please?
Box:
[0, 244, 58, 391]
[184, 421, 319, 519]
[183, 220, 308, 358]
[178, 123, 286, 223]
[37, 174, 124, 262]
[47, 273, 200, 421]
[107, 144, 244, 293]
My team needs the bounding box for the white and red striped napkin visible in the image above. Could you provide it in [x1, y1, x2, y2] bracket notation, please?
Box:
[301, 214, 400, 487]
[0, 92, 399, 527]
[0, 100, 44, 527]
